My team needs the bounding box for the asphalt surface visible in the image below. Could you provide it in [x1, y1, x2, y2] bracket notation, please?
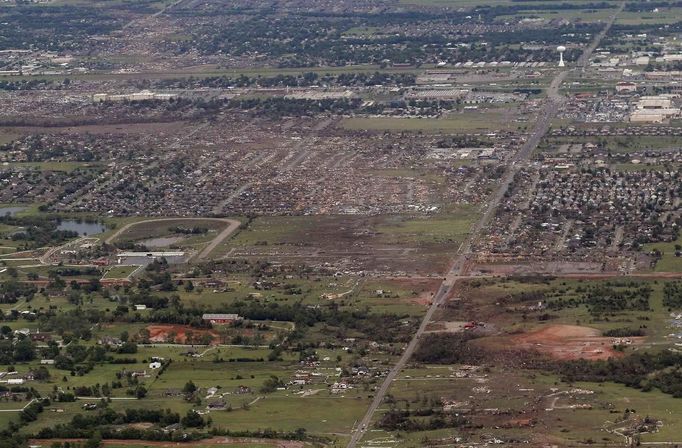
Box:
[345, 5, 623, 447]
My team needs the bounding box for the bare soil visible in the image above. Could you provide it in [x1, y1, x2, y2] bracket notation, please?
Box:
[508, 324, 641, 361]
[146, 324, 219, 344]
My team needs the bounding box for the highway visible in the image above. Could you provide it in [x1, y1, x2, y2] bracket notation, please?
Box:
[345, 5, 623, 448]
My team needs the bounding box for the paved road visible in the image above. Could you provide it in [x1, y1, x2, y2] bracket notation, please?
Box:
[345, 5, 623, 447]
[105, 217, 240, 260]
[39, 236, 89, 264]
[195, 219, 241, 260]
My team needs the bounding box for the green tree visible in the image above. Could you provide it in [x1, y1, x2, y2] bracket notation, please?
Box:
[84, 430, 102, 448]
[13, 339, 35, 362]
[135, 386, 147, 399]
[182, 380, 197, 395]
[181, 409, 204, 428]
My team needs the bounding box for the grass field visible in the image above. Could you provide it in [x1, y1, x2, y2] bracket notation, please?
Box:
[399, 0, 515, 5]
[110, 218, 228, 244]
[611, 162, 674, 172]
[342, 112, 523, 133]
[377, 207, 479, 246]
[543, 135, 682, 154]
[644, 236, 682, 272]
[174, 274, 366, 308]
[398, 0, 616, 7]
[220, 210, 479, 274]
[102, 265, 139, 279]
[228, 217, 314, 247]
[13, 343, 372, 442]
[343, 26, 383, 36]
[0, 130, 19, 145]
[372, 354, 682, 445]
[497, 7, 616, 22]
[617, 7, 682, 24]
[576, 380, 682, 443]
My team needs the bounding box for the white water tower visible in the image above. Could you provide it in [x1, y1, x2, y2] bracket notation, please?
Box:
[557, 45, 566, 67]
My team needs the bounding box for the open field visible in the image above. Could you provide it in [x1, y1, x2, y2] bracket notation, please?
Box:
[457, 278, 679, 345]
[0, 129, 20, 145]
[617, 8, 682, 24]
[222, 209, 480, 274]
[108, 218, 228, 243]
[377, 209, 478, 246]
[645, 236, 682, 273]
[102, 265, 139, 279]
[542, 135, 682, 153]
[498, 7, 617, 22]
[341, 113, 524, 133]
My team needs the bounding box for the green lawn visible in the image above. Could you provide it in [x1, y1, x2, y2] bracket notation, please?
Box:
[111, 219, 228, 244]
[377, 207, 479, 246]
[228, 216, 312, 247]
[543, 135, 682, 154]
[645, 236, 682, 272]
[102, 265, 139, 279]
[617, 8, 682, 24]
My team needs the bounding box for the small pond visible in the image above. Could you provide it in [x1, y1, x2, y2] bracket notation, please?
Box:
[57, 220, 108, 236]
[0, 206, 26, 216]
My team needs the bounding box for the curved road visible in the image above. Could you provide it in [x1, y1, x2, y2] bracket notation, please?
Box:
[105, 217, 241, 261]
[345, 5, 623, 447]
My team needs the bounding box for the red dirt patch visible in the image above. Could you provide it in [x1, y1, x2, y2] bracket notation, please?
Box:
[411, 291, 433, 306]
[389, 277, 441, 306]
[146, 324, 219, 344]
[509, 324, 639, 361]
[501, 417, 534, 428]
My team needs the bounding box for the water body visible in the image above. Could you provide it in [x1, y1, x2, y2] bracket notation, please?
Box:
[0, 207, 26, 216]
[57, 220, 108, 236]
